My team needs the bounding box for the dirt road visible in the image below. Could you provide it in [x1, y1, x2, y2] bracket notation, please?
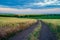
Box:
[39, 21, 57, 40]
[9, 20, 57, 40]
[9, 20, 40, 40]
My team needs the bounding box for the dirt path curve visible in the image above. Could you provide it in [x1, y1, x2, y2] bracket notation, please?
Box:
[9, 20, 40, 40]
[39, 21, 57, 40]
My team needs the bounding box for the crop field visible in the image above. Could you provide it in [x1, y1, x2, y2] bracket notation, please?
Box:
[0, 14, 60, 40]
[41, 19, 60, 40]
[0, 17, 37, 40]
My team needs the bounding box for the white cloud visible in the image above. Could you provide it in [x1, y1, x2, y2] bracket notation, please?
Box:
[32, 0, 60, 6]
[0, 7, 60, 14]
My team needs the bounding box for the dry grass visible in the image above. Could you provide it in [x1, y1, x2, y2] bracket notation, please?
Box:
[0, 17, 36, 23]
[0, 17, 37, 39]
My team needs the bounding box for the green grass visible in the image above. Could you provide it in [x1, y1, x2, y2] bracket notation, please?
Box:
[27, 22, 41, 40]
[41, 19, 60, 40]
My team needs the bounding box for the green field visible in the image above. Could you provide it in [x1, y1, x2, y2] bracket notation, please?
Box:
[0, 14, 60, 19]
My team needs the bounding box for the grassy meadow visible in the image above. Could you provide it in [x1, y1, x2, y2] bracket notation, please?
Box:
[41, 19, 60, 40]
[0, 17, 37, 40]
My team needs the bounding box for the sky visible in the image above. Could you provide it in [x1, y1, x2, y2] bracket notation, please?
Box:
[0, 0, 60, 14]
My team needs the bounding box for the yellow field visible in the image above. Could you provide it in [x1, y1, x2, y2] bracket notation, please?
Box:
[0, 17, 37, 23]
[41, 19, 60, 25]
[0, 17, 37, 39]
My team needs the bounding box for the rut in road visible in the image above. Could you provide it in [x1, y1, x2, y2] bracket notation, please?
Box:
[9, 20, 40, 40]
[39, 21, 57, 40]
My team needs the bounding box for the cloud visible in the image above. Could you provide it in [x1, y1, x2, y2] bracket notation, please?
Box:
[32, 0, 60, 6]
[0, 7, 60, 14]
[0, 0, 60, 14]
[0, 0, 60, 9]
[0, 7, 32, 14]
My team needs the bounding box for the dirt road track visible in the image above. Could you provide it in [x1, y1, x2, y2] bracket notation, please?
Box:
[9, 20, 57, 40]
[39, 21, 57, 40]
[9, 20, 40, 40]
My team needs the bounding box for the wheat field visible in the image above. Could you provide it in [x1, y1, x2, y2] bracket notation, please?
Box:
[0, 17, 37, 39]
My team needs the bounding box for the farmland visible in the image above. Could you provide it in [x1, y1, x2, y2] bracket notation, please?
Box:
[0, 14, 60, 40]
[0, 17, 37, 40]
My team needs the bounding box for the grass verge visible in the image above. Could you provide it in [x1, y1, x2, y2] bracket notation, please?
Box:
[27, 22, 41, 40]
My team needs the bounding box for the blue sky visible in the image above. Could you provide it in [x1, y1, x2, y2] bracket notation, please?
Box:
[0, 0, 60, 14]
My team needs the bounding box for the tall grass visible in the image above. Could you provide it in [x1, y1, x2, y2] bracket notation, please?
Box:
[0, 17, 37, 40]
